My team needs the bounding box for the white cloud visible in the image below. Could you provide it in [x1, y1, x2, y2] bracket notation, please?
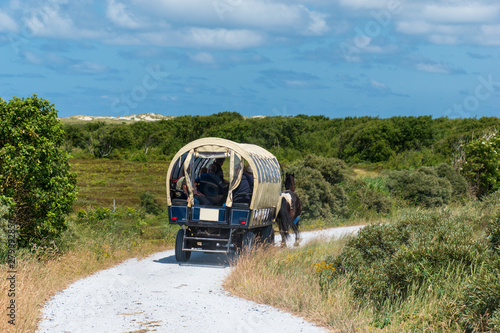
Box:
[371, 79, 387, 90]
[393, 1, 500, 45]
[0, 10, 17, 31]
[16, 4, 104, 40]
[227, 2, 328, 35]
[22, 51, 42, 65]
[396, 21, 432, 35]
[3, 0, 500, 49]
[70, 61, 109, 74]
[19, 50, 112, 75]
[115, 0, 329, 37]
[337, 0, 388, 10]
[422, 4, 499, 23]
[428, 34, 459, 45]
[113, 28, 265, 49]
[416, 63, 451, 74]
[285, 80, 309, 87]
[106, 0, 142, 29]
[477, 24, 500, 45]
[396, 20, 467, 44]
[187, 28, 265, 49]
[188, 52, 216, 65]
[307, 10, 329, 34]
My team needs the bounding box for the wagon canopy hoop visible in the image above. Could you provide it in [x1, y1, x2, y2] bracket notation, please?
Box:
[166, 137, 282, 210]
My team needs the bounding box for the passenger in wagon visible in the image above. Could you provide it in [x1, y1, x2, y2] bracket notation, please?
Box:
[176, 176, 188, 199]
[213, 158, 225, 181]
[177, 176, 210, 205]
[195, 164, 224, 205]
[233, 165, 254, 203]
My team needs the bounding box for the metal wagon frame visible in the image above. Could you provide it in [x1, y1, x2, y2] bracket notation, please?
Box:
[166, 137, 282, 262]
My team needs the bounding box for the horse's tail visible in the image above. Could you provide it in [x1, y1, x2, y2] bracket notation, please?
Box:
[276, 195, 293, 240]
[289, 191, 302, 236]
[293, 192, 302, 228]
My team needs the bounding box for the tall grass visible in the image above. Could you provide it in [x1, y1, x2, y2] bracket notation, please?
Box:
[225, 198, 500, 332]
[0, 209, 178, 332]
[224, 240, 375, 332]
[225, 236, 470, 332]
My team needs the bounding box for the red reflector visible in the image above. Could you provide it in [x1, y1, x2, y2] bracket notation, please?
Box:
[172, 217, 177, 221]
[240, 221, 246, 225]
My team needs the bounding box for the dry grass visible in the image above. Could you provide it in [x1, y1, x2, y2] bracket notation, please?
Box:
[353, 168, 380, 178]
[224, 240, 375, 332]
[0, 240, 170, 333]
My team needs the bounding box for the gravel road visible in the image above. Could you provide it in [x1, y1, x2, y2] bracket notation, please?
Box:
[37, 226, 362, 333]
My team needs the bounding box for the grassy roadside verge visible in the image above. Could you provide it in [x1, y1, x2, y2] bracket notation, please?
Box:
[224, 238, 372, 331]
[224, 201, 500, 332]
[1, 158, 177, 332]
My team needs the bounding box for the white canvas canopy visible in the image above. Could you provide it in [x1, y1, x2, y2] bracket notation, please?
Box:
[166, 137, 282, 210]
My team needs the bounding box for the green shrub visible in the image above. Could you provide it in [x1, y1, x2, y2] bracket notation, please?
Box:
[140, 192, 162, 215]
[455, 261, 500, 332]
[357, 187, 392, 214]
[436, 163, 468, 198]
[323, 210, 500, 331]
[76, 207, 116, 231]
[0, 204, 12, 263]
[286, 155, 395, 220]
[461, 133, 500, 198]
[345, 178, 392, 217]
[298, 154, 353, 184]
[386, 168, 452, 207]
[481, 190, 500, 214]
[75, 207, 146, 236]
[487, 216, 500, 254]
[324, 211, 488, 304]
[287, 167, 348, 219]
[129, 152, 148, 162]
[0, 95, 78, 247]
[286, 156, 351, 219]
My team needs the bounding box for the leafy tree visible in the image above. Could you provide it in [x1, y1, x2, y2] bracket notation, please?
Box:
[62, 123, 90, 152]
[0, 95, 78, 246]
[461, 132, 500, 197]
[87, 125, 134, 158]
[337, 120, 398, 163]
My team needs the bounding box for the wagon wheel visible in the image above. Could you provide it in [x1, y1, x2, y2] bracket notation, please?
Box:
[175, 229, 191, 262]
[259, 225, 275, 245]
[241, 230, 256, 253]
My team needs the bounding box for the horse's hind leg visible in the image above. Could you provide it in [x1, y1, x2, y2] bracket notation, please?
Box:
[292, 216, 301, 247]
[280, 231, 287, 248]
[293, 230, 300, 247]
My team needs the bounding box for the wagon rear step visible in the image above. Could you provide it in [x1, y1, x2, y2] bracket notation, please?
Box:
[182, 229, 235, 254]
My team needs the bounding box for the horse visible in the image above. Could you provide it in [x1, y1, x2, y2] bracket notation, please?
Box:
[276, 173, 302, 247]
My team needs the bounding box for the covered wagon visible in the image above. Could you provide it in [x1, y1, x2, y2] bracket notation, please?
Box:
[166, 137, 282, 262]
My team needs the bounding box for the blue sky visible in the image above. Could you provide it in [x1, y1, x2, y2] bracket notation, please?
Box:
[0, 0, 499, 119]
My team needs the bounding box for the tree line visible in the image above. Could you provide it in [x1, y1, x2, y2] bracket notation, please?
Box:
[63, 111, 500, 167]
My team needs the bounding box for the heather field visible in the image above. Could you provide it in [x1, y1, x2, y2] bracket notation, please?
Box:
[70, 158, 168, 211]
